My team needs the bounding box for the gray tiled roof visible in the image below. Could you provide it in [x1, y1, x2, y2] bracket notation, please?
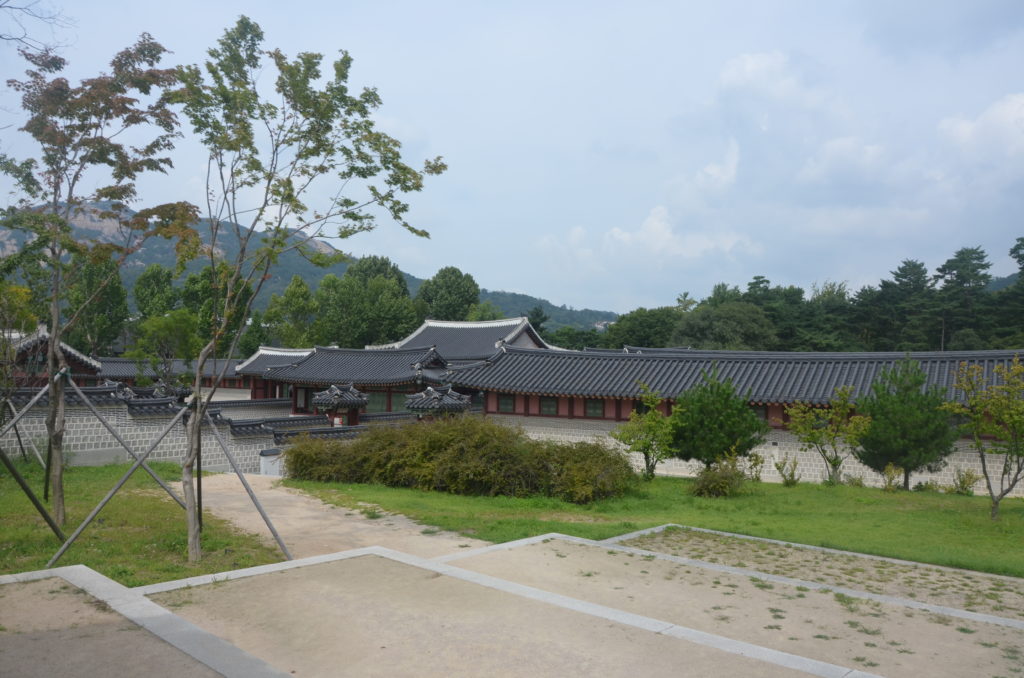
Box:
[273, 426, 366, 444]
[446, 346, 1023, 404]
[264, 347, 447, 387]
[312, 383, 369, 409]
[98, 357, 237, 380]
[222, 415, 330, 436]
[366, 317, 550, 361]
[404, 385, 472, 412]
[12, 326, 101, 373]
[235, 346, 314, 375]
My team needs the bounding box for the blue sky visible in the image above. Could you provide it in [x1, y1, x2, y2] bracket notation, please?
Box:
[2, 1, 1023, 313]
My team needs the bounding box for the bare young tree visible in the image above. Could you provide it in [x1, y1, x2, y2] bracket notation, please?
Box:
[0, 0, 72, 53]
[1, 38, 196, 524]
[173, 17, 445, 561]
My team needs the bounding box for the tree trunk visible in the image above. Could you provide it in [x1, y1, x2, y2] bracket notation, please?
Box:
[182, 342, 216, 562]
[46, 283, 66, 526]
[903, 469, 911, 492]
[46, 373, 66, 526]
[181, 421, 202, 562]
[990, 498, 1000, 521]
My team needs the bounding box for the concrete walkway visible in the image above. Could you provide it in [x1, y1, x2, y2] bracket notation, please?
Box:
[4, 474, 1022, 677]
[191, 473, 489, 559]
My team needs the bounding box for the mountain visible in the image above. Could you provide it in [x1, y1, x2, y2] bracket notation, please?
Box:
[988, 272, 1019, 292]
[478, 289, 617, 331]
[25, 208, 618, 330]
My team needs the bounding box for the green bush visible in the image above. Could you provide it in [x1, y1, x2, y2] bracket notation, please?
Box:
[283, 415, 636, 503]
[773, 455, 801, 487]
[946, 468, 981, 497]
[691, 454, 746, 498]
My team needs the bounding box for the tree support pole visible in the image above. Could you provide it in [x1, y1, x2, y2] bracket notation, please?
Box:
[46, 405, 188, 568]
[0, 381, 51, 441]
[0, 445, 65, 541]
[65, 379, 186, 509]
[204, 410, 292, 560]
[8, 401, 45, 467]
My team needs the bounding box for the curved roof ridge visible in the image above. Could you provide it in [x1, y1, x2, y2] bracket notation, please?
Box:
[365, 317, 530, 351]
[235, 345, 314, 372]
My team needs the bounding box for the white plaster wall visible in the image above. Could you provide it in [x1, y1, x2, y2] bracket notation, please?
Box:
[489, 414, 1021, 498]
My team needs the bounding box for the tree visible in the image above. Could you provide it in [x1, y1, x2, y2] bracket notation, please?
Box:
[173, 17, 443, 561]
[133, 263, 179, 320]
[343, 256, 409, 296]
[311, 274, 418, 347]
[466, 301, 505, 321]
[237, 310, 271, 358]
[602, 306, 680, 348]
[180, 263, 253, 353]
[64, 251, 130, 356]
[672, 301, 776, 350]
[0, 282, 38, 414]
[786, 386, 871, 485]
[934, 247, 993, 349]
[416, 266, 479, 321]
[1, 37, 197, 525]
[668, 369, 768, 467]
[0, 0, 72, 53]
[544, 325, 600, 350]
[855, 359, 958, 490]
[610, 385, 671, 480]
[124, 308, 201, 386]
[945, 356, 1024, 520]
[264, 275, 316, 347]
[525, 305, 549, 334]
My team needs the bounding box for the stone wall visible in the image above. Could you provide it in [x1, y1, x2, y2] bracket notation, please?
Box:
[490, 414, 1022, 498]
[0, 401, 284, 474]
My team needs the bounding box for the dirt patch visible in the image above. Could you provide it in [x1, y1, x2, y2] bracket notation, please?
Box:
[454, 539, 1024, 678]
[149, 554, 801, 678]
[0, 578, 219, 678]
[623, 527, 1024, 620]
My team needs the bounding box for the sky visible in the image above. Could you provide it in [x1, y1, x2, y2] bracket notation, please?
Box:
[1, 1, 1023, 314]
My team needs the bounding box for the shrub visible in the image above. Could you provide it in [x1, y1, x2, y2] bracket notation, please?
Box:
[946, 468, 981, 497]
[283, 415, 636, 503]
[691, 453, 746, 498]
[844, 474, 865, 488]
[881, 463, 903, 492]
[774, 455, 800, 487]
[913, 479, 942, 493]
[745, 452, 765, 482]
[536, 440, 637, 504]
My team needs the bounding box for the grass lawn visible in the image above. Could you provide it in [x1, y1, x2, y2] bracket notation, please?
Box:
[286, 476, 1024, 578]
[0, 461, 281, 586]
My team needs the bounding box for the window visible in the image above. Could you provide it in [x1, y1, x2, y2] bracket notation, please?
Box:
[584, 398, 604, 418]
[539, 396, 558, 416]
[498, 394, 515, 413]
[366, 391, 388, 413]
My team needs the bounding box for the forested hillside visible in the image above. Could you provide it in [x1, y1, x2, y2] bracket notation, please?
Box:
[40, 210, 615, 330]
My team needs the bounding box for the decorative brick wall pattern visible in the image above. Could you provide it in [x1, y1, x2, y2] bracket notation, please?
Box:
[490, 414, 1022, 498]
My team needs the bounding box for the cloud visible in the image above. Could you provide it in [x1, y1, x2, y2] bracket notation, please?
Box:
[939, 93, 1024, 158]
[695, 139, 740, 193]
[605, 206, 756, 261]
[796, 137, 885, 184]
[719, 51, 827, 111]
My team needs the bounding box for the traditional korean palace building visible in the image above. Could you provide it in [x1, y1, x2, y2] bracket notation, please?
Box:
[236, 317, 1020, 429]
[365, 317, 552, 364]
[448, 345, 1019, 426]
[9, 326, 101, 387]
